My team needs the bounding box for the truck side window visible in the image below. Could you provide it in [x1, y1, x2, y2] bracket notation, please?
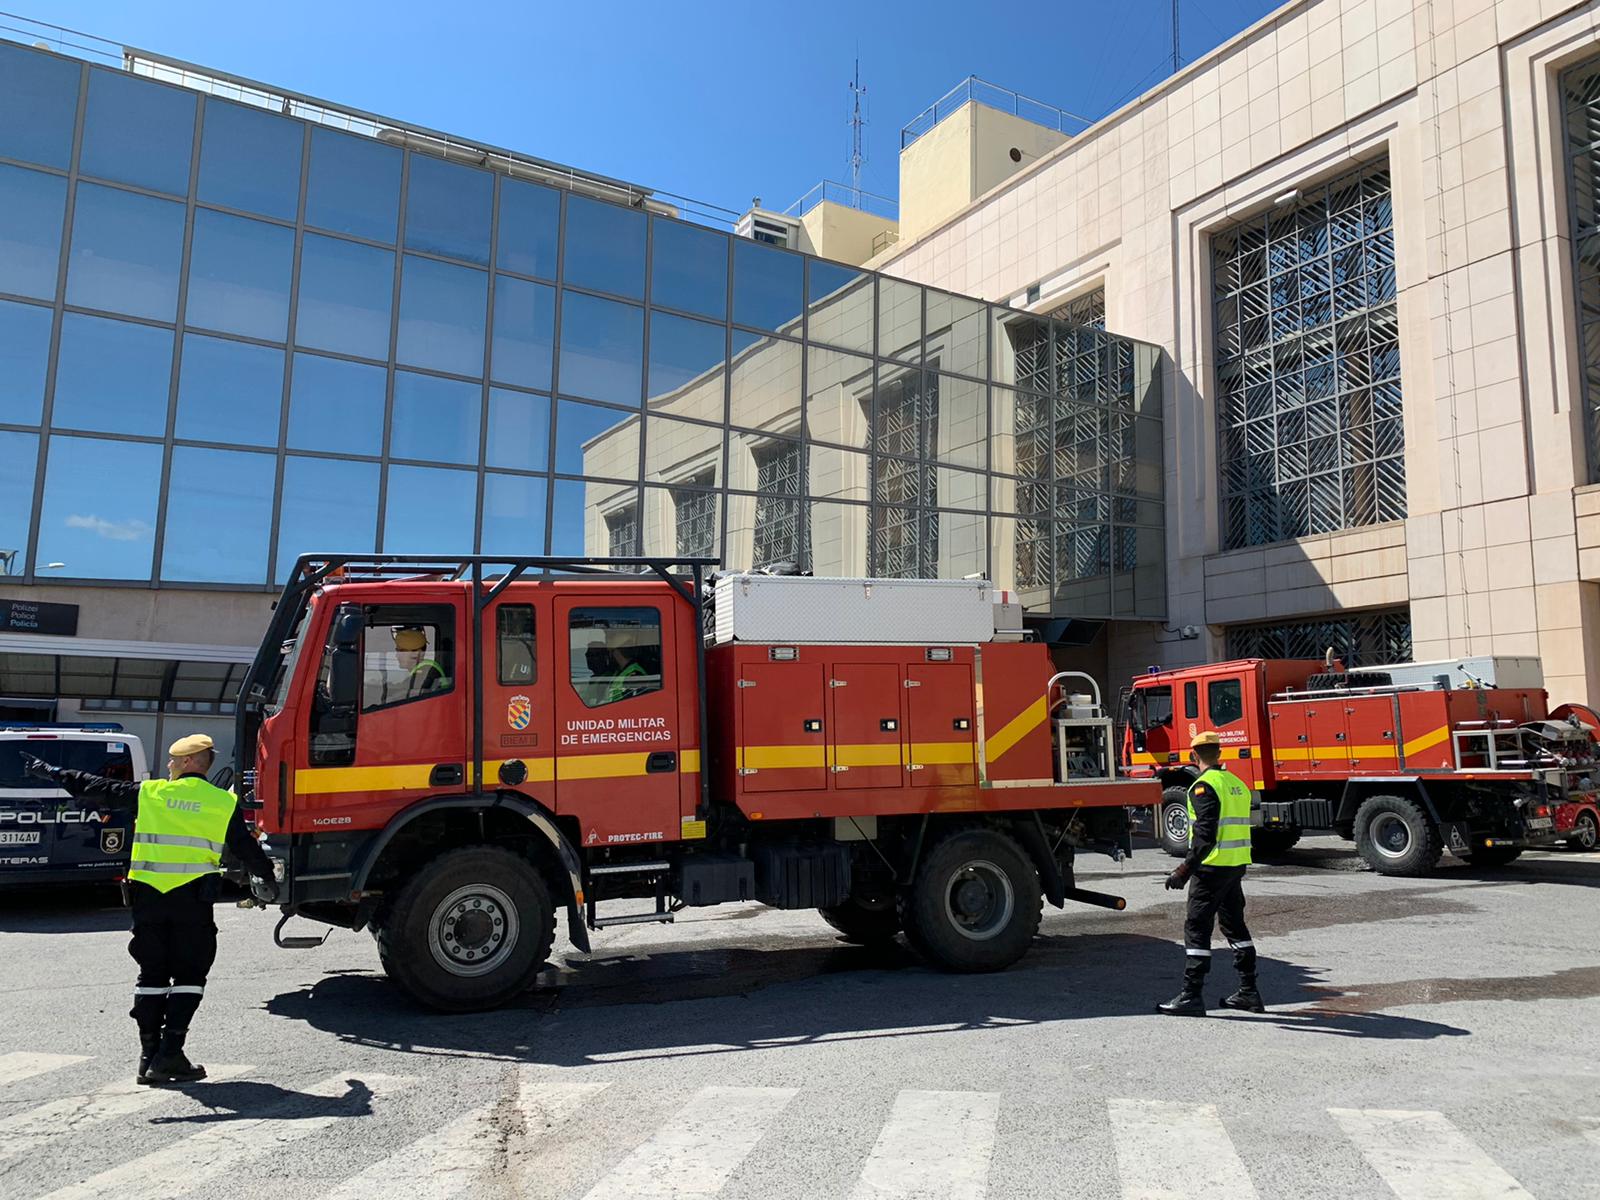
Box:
[569, 606, 662, 708]
[1209, 677, 1243, 726]
[497, 605, 537, 684]
[361, 605, 455, 713]
[1183, 682, 1198, 720]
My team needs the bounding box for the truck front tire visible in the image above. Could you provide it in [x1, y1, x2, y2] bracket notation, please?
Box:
[1353, 794, 1442, 877]
[375, 846, 556, 1012]
[902, 828, 1042, 972]
[1157, 787, 1191, 858]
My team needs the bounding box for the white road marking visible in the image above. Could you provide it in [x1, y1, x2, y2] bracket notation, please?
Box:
[0, 1052, 91, 1087]
[580, 1084, 797, 1199]
[1329, 1108, 1535, 1200]
[1108, 1098, 1260, 1200]
[38, 1072, 415, 1200]
[319, 1077, 608, 1200]
[850, 1089, 1000, 1200]
[0, 1065, 252, 1162]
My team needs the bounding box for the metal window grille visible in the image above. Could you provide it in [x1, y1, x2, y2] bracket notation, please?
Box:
[671, 474, 717, 559]
[1049, 287, 1106, 330]
[872, 371, 940, 577]
[1562, 58, 1600, 480]
[1212, 159, 1403, 550]
[605, 506, 638, 558]
[752, 442, 804, 569]
[1224, 607, 1412, 667]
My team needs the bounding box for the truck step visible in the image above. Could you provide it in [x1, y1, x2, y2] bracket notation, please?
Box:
[588, 861, 671, 876]
[590, 910, 675, 929]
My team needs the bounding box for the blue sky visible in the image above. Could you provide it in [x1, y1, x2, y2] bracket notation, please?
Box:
[21, 0, 1284, 224]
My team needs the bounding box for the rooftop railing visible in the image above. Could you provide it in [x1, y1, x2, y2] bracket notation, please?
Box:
[783, 180, 899, 221]
[900, 76, 1094, 150]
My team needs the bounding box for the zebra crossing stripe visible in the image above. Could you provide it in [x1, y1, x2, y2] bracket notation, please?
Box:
[1329, 1108, 1535, 1200]
[579, 1085, 798, 1199]
[0, 1065, 252, 1162]
[320, 1077, 609, 1200]
[850, 1089, 1000, 1200]
[0, 1052, 91, 1087]
[37, 1073, 415, 1200]
[1108, 1098, 1261, 1199]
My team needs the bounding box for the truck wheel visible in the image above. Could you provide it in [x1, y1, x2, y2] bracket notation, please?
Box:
[819, 894, 902, 945]
[902, 828, 1042, 973]
[375, 846, 555, 1012]
[1464, 846, 1523, 868]
[1353, 795, 1442, 877]
[1568, 810, 1598, 851]
[1157, 787, 1191, 858]
[1252, 827, 1302, 858]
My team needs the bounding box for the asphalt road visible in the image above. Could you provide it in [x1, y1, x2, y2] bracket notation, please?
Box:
[2, 835, 1599, 1200]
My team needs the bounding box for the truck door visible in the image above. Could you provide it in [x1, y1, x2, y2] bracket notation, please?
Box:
[739, 659, 827, 793]
[828, 663, 904, 790]
[1205, 673, 1261, 790]
[1130, 682, 1176, 766]
[555, 597, 681, 845]
[906, 663, 976, 787]
[480, 593, 555, 807]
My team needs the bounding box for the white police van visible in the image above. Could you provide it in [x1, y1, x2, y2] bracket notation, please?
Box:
[0, 725, 148, 886]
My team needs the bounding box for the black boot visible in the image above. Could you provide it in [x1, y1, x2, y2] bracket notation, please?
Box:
[136, 1030, 161, 1085]
[143, 1028, 206, 1085]
[1221, 976, 1265, 1013]
[1158, 960, 1209, 1016]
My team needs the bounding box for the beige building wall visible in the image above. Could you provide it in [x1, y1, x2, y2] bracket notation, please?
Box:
[878, 0, 1600, 706]
[798, 200, 898, 265]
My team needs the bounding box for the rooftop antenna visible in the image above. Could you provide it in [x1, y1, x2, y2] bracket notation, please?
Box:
[848, 55, 867, 204]
[1172, 0, 1181, 73]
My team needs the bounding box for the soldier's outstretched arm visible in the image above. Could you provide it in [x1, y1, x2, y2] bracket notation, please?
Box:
[20, 754, 141, 809]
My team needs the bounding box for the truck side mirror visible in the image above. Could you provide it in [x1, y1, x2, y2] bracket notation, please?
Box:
[326, 604, 363, 711]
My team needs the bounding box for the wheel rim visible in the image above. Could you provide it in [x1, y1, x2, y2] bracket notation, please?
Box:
[1369, 812, 1412, 860]
[1579, 814, 1598, 850]
[1164, 803, 1190, 844]
[428, 883, 519, 977]
[943, 860, 1015, 941]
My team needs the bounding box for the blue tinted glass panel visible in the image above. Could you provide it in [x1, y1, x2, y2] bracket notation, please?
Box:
[391, 371, 481, 465]
[383, 464, 476, 552]
[276, 456, 378, 581]
[0, 164, 67, 300]
[0, 300, 54, 425]
[287, 353, 386, 455]
[198, 99, 301, 221]
[175, 335, 283, 446]
[52, 314, 172, 436]
[405, 154, 491, 265]
[648, 312, 726, 409]
[186, 209, 294, 340]
[497, 179, 559, 279]
[491, 276, 554, 390]
[80, 69, 195, 195]
[486, 388, 550, 471]
[549, 478, 586, 555]
[563, 195, 644, 299]
[397, 255, 487, 376]
[36, 435, 162, 579]
[558, 292, 642, 405]
[733, 239, 804, 333]
[162, 447, 274, 583]
[651, 219, 727, 319]
[295, 233, 394, 360]
[555, 398, 638, 478]
[0, 44, 79, 169]
[481, 472, 548, 555]
[66, 184, 185, 321]
[305, 127, 401, 242]
[0, 431, 37, 568]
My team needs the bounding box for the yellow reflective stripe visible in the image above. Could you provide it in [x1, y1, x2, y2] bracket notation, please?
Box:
[910, 741, 975, 765]
[1402, 725, 1451, 758]
[307, 748, 705, 795]
[133, 832, 226, 853]
[985, 697, 1047, 762]
[833, 743, 902, 768]
[1130, 746, 1260, 765]
[1276, 744, 1399, 762]
[739, 744, 828, 770]
[296, 763, 437, 795]
[555, 752, 654, 781]
[680, 749, 701, 773]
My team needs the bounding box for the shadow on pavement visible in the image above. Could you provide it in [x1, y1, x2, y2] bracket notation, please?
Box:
[264, 929, 1472, 1066]
[149, 1078, 375, 1125]
[0, 886, 127, 933]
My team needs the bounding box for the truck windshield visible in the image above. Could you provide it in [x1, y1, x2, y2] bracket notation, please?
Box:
[0, 739, 135, 789]
[266, 606, 311, 714]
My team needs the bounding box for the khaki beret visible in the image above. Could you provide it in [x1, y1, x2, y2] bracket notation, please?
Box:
[1191, 731, 1223, 749]
[393, 628, 428, 651]
[168, 733, 215, 758]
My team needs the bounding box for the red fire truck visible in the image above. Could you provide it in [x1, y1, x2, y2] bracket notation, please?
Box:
[234, 556, 1157, 1011]
[1120, 656, 1583, 875]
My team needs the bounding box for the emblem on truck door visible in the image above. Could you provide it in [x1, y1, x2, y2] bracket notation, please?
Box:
[507, 694, 532, 731]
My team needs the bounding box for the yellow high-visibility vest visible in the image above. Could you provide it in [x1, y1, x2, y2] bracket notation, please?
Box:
[127, 775, 236, 893]
[1188, 766, 1253, 867]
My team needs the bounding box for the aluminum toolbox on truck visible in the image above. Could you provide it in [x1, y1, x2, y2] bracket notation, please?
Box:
[712, 574, 999, 645]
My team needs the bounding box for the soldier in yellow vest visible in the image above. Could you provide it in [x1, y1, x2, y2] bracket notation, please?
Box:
[1157, 731, 1264, 1017]
[23, 733, 277, 1084]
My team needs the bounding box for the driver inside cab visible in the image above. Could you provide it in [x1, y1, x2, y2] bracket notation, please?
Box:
[583, 635, 651, 705]
[382, 626, 448, 704]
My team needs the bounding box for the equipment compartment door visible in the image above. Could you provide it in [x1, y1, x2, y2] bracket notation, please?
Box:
[739, 660, 827, 793]
[906, 664, 976, 786]
[828, 663, 904, 790]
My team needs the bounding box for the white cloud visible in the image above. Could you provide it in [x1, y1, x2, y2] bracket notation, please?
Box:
[64, 513, 153, 542]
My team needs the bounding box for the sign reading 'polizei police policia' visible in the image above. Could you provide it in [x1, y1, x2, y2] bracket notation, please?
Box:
[2, 600, 79, 636]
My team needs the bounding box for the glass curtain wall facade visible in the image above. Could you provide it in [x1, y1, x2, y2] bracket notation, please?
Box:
[1563, 55, 1600, 479]
[1211, 159, 1403, 550]
[0, 39, 1165, 620]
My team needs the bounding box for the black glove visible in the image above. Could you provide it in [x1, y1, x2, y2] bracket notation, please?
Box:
[20, 753, 60, 782]
[1165, 863, 1193, 891]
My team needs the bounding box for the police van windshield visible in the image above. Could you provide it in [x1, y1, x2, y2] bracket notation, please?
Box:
[0, 739, 135, 790]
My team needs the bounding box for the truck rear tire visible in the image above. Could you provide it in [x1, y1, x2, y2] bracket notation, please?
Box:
[1251, 827, 1302, 858]
[375, 846, 556, 1012]
[1353, 794, 1442, 877]
[818, 895, 902, 945]
[1158, 787, 1191, 858]
[901, 828, 1042, 973]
